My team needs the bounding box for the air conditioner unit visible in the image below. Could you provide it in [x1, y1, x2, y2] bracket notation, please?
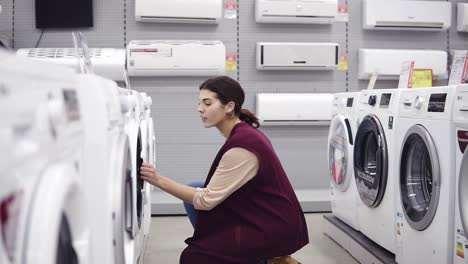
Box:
[257, 42, 339, 70]
[255, 0, 337, 24]
[16, 48, 126, 81]
[127, 40, 226, 76]
[458, 3, 468, 32]
[256, 93, 333, 126]
[363, 0, 451, 31]
[135, 0, 222, 24]
[358, 49, 448, 80]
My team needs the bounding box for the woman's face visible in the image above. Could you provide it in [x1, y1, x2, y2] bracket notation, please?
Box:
[198, 89, 233, 128]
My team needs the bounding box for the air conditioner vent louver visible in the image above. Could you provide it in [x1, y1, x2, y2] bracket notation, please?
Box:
[17, 48, 126, 81]
[26, 48, 103, 59]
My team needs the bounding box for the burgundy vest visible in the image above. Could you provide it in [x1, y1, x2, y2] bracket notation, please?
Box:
[181, 122, 309, 264]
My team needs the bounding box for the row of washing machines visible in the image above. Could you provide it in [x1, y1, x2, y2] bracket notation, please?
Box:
[328, 84, 468, 264]
[0, 51, 155, 264]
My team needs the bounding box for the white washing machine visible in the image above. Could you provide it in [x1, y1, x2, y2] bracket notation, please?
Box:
[453, 84, 468, 264]
[120, 89, 145, 264]
[328, 92, 360, 231]
[0, 55, 90, 264]
[394, 86, 456, 264]
[353, 88, 402, 253]
[75, 74, 134, 264]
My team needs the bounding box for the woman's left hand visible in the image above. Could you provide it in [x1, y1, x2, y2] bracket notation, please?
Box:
[140, 162, 163, 188]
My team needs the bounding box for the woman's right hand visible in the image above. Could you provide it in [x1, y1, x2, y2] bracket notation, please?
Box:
[140, 162, 163, 188]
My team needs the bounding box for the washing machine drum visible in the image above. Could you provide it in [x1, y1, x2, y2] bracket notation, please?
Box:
[353, 115, 388, 208]
[56, 213, 78, 264]
[328, 115, 354, 192]
[400, 125, 440, 231]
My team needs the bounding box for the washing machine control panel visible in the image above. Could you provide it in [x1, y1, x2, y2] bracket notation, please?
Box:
[427, 93, 447, 113]
[399, 87, 454, 120]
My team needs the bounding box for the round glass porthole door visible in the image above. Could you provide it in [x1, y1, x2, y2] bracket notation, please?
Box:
[400, 125, 440, 231]
[125, 142, 134, 237]
[114, 137, 131, 264]
[459, 143, 468, 237]
[328, 115, 353, 192]
[353, 115, 388, 208]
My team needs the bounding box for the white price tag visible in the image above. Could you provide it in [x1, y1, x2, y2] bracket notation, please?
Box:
[367, 72, 379, 90]
[398, 61, 414, 88]
[224, 1, 237, 19]
[449, 50, 468, 85]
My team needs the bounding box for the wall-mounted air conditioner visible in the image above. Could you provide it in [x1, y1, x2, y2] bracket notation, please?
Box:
[135, 0, 222, 24]
[257, 42, 339, 70]
[256, 93, 333, 126]
[358, 49, 448, 80]
[127, 40, 226, 76]
[16, 48, 126, 81]
[255, 0, 337, 24]
[363, 0, 451, 31]
[458, 3, 468, 32]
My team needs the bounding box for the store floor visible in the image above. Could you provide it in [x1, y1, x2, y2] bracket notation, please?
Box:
[143, 213, 359, 264]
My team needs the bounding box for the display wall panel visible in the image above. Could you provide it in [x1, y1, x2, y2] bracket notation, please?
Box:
[238, 0, 346, 196]
[156, 143, 223, 185]
[0, 0, 13, 46]
[13, 0, 124, 48]
[348, 0, 450, 91]
[262, 126, 331, 189]
[450, 0, 468, 51]
[239, 0, 347, 94]
[135, 88, 226, 145]
[125, 0, 238, 211]
[9, 0, 463, 214]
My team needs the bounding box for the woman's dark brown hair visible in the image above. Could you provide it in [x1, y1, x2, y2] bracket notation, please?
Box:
[199, 76, 260, 128]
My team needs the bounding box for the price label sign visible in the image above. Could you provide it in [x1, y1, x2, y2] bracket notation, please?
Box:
[224, 1, 237, 19]
[337, 52, 348, 71]
[449, 50, 468, 85]
[225, 53, 237, 71]
[411, 69, 433, 88]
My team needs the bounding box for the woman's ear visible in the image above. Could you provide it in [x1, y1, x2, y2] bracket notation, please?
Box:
[225, 101, 236, 114]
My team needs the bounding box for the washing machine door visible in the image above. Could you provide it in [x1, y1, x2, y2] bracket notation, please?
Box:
[24, 164, 88, 264]
[353, 114, 388, 207]
[328, 114, 354, 192]
[400, 124, 440, 231]
[111, 135, 134, 264]
[136, 129, 144, 229]
[459, 132, 468, 236]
